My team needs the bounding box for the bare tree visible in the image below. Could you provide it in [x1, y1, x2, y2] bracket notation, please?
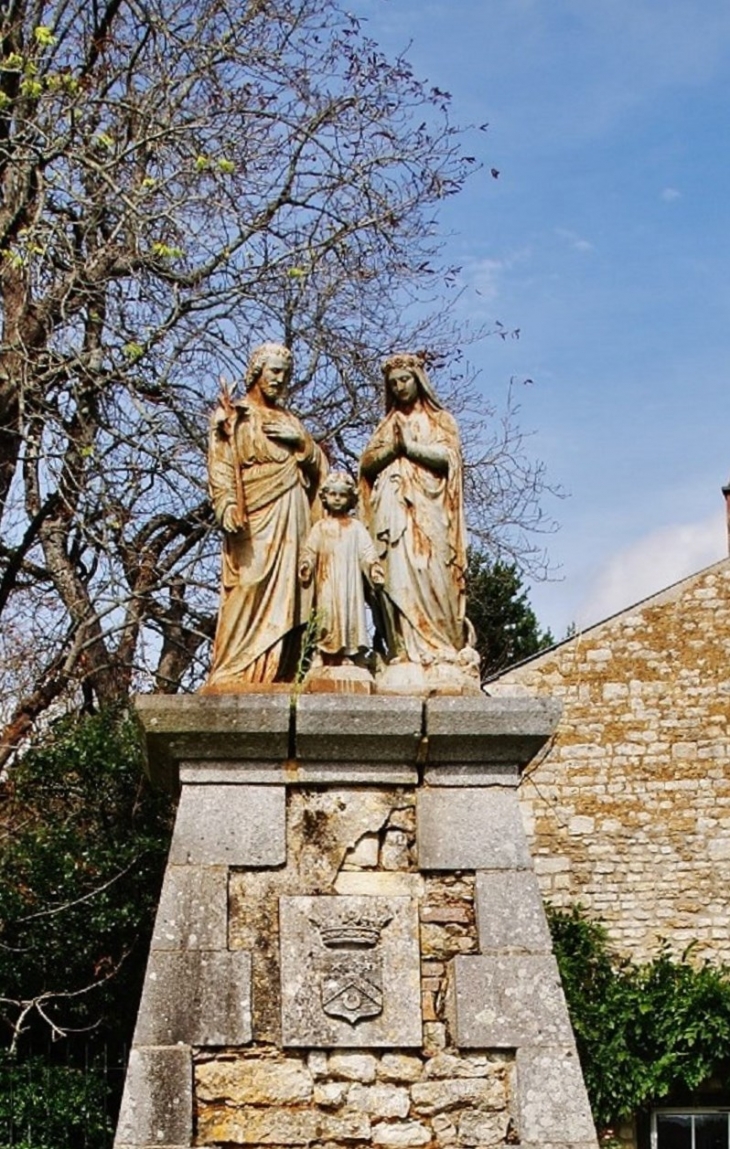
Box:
[0, 0, 552, 764]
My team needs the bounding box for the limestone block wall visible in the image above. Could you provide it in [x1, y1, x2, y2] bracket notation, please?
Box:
[493, 559, 730, 961]
[116, 693, 598, 1149]
[206, 787, 516, 1148]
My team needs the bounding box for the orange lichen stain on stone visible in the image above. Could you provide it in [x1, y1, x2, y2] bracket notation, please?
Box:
[498, 562, 730, 962]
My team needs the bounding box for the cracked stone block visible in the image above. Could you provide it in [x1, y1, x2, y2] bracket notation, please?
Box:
[448, 954, 574, 1047]
[134, 950, 252, 1046]
[114, 1046, 191, 1147]
[151, 865, 228, 951]
[417, 788, 532, 871]
[344, 833, 381, 868]
[474, 870, 552, 953]
[516, 1047, 598, 1144]
[280, 895, 421, 1047]
[381, 828, 411, 870]
[168, 783, 285, 866]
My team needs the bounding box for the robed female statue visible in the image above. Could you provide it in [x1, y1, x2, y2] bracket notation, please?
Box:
[359, 352, 479, 692]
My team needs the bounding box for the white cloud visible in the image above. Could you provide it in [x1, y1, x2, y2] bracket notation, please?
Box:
[554, 227, 595, 253]
[576, 511, 726, 629]
[461, 249, 531, 302]
[466, 257, 505, 302]
[661, 187, 682, 202]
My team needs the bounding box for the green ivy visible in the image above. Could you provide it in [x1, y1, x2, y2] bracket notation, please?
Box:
[548, 904, 730, 1128]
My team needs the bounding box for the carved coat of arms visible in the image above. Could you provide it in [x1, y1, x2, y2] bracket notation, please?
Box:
[311, 909, 392, 1025]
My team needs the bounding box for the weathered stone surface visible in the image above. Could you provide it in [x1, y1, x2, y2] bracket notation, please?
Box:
[114, 1047, 191, 1147]
[134, 951, 251, 1046]
[448, 954, 574, 1048]
[515, 1047, 597, 1144]
[371, 1122, 431, 1147]
[423, 1054, 505, 1080]
[344, 833, 381, 868]
[151, 864, 227, 951]
[196, 1057, 312, 1104]
[135, 692, 291, 790]
[308, 1051, 329, 1079]
[168, 783, 285, 866]
[296, 761, 419, 784]
[424, 764, 520, 786]
[410, 1076, 506, 1115]
[328, 1053, 379, 1083]
[179, 761, 287, 784]
[518, 1144, 599, 1149]
[389, 806, 416, 833]
[197, 1104, 371, 1144]
[431, 1113, 458, 1146]
[381, 828, 411, 870]
[334, 873, 425, 898]
[474, 870, 552, 953]
[179, 761, 420, 784]
[377, 1054, 424, 1084]
[422, 1022, 447, 1054]
[227, 790, 415, 1044]
[347, 1083, 411, 1118]
[295, 695, 423, 768]
[314, 1081, 350, 1107]
[495, 561, 730, 965]
[457, 1110, 511, 1145]
[424, 696, 561, 767]
[280, 896, 421, 1047]
[417, 788, 532, 871]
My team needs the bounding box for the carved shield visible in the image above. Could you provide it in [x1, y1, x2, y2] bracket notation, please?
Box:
[319, 951, 383, 1025]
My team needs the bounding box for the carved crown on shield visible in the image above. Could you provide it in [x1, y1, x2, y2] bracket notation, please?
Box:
[311, 909, 393, 949]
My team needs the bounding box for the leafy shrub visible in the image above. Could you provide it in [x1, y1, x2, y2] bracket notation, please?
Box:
[0, 1054, 112, 1149]
[549, 904, 730, 1127]
[0, 708, 173, 1145]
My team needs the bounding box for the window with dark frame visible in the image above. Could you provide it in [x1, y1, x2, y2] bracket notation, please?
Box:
[652, 1110, 730, 1149]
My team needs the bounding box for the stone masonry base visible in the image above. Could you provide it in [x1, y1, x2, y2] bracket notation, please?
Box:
[115, 694, 598, 1149]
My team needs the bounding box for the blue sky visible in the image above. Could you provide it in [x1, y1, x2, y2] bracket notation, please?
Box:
[352, 0, 730, 637]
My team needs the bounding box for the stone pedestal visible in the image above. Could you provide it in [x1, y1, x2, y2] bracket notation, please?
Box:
[115, 693, 598, 1149]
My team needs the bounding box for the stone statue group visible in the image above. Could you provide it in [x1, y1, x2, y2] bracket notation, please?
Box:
[204, 342, 480, 696]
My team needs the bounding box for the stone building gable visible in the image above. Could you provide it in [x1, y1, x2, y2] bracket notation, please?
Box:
[492, 557, 730, 962]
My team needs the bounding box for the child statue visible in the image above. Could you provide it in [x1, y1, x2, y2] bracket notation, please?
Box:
[299, 472, 384, 691]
